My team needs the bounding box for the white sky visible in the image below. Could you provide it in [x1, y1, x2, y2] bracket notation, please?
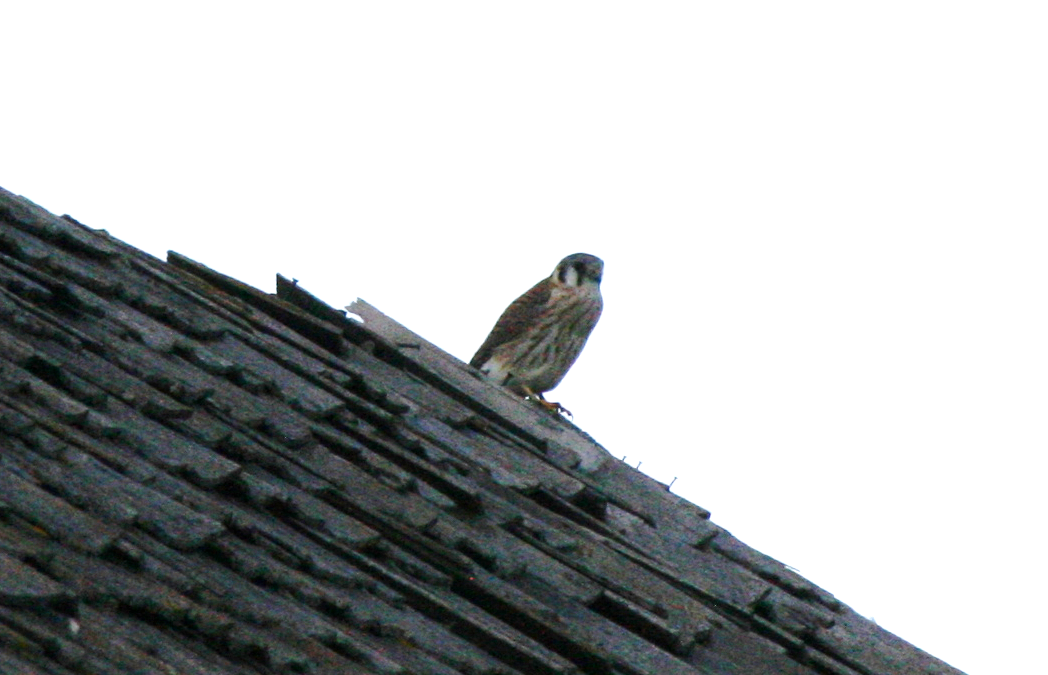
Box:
[4, 4, 1046, 673]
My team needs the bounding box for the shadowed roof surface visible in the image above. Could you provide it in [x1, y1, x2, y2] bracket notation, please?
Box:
[0, 186, 964, 675]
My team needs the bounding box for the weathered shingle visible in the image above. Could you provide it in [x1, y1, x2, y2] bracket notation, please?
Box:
[9, 485, 102, 555]
[0, 185, 966, 675]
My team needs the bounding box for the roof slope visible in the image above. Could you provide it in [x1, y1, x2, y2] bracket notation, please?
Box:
[0, 186, 964, 675]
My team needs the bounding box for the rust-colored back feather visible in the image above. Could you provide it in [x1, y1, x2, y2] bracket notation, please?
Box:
[469, 277, 552, 369]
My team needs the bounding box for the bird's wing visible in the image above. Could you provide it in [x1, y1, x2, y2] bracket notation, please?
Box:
[470, 277, 552, 368]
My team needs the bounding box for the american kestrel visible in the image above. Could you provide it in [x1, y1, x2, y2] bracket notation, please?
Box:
[470, 253, 603, 415]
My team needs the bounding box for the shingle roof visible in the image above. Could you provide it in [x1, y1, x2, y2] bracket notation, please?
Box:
[0, 185, 964, 675]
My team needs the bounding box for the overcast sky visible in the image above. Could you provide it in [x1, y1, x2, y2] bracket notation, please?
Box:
[5, 4, 1046, 673]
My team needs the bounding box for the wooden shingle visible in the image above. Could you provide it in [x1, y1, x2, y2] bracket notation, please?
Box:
[0, 185, 966, 675]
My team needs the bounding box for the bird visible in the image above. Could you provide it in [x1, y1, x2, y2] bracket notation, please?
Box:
[470, 253, 603, 415]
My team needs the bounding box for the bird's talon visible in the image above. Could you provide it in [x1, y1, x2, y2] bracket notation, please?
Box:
[526, 391, 571, 417]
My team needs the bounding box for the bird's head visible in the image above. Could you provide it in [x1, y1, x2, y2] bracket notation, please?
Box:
[552, 253, 603, 288]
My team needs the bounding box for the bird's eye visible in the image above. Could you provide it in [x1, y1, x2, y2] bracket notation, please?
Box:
[575, 263, 600, 284]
